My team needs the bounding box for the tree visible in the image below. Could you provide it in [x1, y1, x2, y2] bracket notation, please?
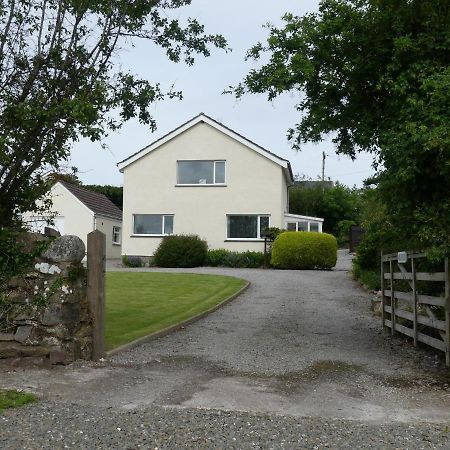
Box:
[0, 0, 227, 227]
[232, 0, 450, 255]
[289, 181, 361, 236]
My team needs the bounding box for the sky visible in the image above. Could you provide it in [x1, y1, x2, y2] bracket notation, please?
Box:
[69, 0, 375, 188]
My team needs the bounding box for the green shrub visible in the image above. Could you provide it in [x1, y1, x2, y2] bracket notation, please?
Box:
[206, 249, 266, 268]
[225, 251, 265, 268]
[352, 261, 380, 290]
[154, 234, 207, 268]
[262, 227, 285, 241]
[207, 248, 229, 267]
[271, 232, 337, 269]
[335, 220, 356, 247]
[122, 255, 144, 268]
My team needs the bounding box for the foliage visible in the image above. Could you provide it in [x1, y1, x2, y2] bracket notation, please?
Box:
[206, 249, 266, 268]
[84, 185, 123, 210]
[206, 249, 230, 267]
[226, 251, 265, 268]
[105, 272, 246, 349]
[122, 255, 144, 268]
[0, 230, 50, 331]
[261, 227, 285, 241]
[0, 0, 227, 227]
[354, 188, 419, 270]
[352, 262, 380, 291]
[289, 182, 361, 235]
[271, 232, 337, 270]
[232, 0, 450, 257]
[336, 220, 356, 247]
[154, 234, 207, 268]
[0, 390, 37, 413]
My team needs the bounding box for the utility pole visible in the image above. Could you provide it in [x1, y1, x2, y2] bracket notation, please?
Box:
[322, 151, 326, 182]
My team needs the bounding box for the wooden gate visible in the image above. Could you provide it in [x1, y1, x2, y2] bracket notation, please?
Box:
[381, 251, 450, 367]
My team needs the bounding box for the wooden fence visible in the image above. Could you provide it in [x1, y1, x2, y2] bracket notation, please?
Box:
[381, 251, 450, 367]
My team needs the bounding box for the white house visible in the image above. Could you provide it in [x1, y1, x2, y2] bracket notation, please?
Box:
[24, 181, 123, 259]
[118, 113, 323, 257]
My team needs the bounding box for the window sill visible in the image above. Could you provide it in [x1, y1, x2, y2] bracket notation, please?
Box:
[112, 242, 121, 246]
[175, 184, 227, 187]
[225, 239, 264, 242]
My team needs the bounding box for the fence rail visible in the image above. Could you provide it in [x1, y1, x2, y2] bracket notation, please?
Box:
[381, 251, 450, 367]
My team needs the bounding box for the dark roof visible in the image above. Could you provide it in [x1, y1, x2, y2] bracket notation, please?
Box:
[117, 113, 294, 182]
[59, 181, 122, 220]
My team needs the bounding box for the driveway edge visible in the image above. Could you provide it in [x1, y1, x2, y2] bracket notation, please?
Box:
[106, 280, 250, 357]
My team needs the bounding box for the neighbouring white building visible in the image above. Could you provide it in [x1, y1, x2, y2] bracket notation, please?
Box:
[118, 113, 323, 257]
[24, 181, 123, 259]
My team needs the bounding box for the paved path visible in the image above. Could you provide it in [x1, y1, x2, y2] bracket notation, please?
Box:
[1, 251, 450, 449]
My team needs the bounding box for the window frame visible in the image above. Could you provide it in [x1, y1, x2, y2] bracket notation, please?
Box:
[176, 160, 226, 186]
[226, 214, 270, 241]
[112, 226, 121, 245]
[132, 214, 174, 237]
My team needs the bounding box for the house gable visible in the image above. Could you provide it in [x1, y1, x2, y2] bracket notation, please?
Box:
[117, 113, 294, 184]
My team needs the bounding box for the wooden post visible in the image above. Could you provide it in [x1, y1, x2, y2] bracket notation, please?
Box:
[264, 237, 267, 269]
[381, 251, 385, 331]
[445, 257, 450, 368]
[87, 230, 106, 360]
[390, 259, 395, 336]
[411, 256, 418, 347]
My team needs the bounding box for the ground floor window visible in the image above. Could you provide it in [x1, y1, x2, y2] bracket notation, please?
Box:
[133, 214, 174, 236]
[227, 215, 270, 239]
[112, 226, 121, 244]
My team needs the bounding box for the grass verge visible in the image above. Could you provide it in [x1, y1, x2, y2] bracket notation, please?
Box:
[0, 389, 37, 413]
[105, 272, 247, 350]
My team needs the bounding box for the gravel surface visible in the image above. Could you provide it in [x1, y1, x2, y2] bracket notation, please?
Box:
[1, 402, 449, 449]
[2, 250, 450, 449]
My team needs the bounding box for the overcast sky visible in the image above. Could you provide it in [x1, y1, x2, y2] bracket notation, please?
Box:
[69, 0, 375, 188]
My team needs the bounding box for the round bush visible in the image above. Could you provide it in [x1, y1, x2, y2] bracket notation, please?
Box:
[271, 232, 337, 269]
[154, 234, 207, 268]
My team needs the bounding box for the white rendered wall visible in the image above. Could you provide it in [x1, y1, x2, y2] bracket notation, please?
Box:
[95, 216, 122, 259]
[122, 122, 289, 256]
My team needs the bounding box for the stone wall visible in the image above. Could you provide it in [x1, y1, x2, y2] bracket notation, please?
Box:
[0, 234, 93, 365]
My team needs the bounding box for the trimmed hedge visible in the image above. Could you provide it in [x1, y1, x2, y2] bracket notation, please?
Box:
[154, 234, 207, 268]
[207, 249, 230, 267]
[271, 232, 337, 269]
[207, 249, 265, 268]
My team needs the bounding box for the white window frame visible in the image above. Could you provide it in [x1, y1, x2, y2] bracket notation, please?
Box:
[284, 220, 322, 232]
[176, 160, 226, 186]
[132, 214, 174, 237]
[112, 226, 121, 245]
[226, 214, 270, 241]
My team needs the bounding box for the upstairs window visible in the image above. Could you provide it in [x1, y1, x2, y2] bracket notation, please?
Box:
[227, 215, 270, 240]
[133, 214, 174, 236]
[177, 160, 226, 185]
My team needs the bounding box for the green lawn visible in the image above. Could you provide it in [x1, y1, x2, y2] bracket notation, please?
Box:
[0, 389, 37, 413]
[105, 272, 247, 350]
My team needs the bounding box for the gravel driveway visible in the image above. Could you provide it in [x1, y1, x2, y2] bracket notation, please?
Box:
[1, 251, 450, 449]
